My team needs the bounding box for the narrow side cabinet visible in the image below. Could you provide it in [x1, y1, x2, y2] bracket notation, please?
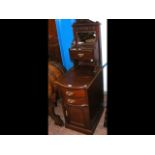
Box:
[55, 19, 104, 134]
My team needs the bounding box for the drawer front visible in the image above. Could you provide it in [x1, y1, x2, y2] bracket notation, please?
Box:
[75, 26, 96, 31]
[61, 88, 86, 98]
[70, 51, 94, 61]
[64, 97, 88, 106]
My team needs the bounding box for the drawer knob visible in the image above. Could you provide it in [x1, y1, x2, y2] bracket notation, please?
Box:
[78, 53, 84, 57]
[90, 59, 94, 62]
[66, 91, 74, 96]
[65, 110, 68, 116]
[67, 99, 75, 104]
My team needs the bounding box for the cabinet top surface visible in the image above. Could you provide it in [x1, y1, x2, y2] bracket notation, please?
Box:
[73, 19, 100, 27]
[55, 66, 101, 89]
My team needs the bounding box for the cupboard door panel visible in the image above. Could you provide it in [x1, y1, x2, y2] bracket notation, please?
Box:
[65, 104, 89, 128]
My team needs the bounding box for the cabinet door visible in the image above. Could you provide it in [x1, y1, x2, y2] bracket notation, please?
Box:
[64, 104, 90, 129]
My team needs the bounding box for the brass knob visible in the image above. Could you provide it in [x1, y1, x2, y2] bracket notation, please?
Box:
[66, 91, 74, 96]
[65, 110, 68, 116]
[67, 99, 75, 104]
[78, 53, 84, 57]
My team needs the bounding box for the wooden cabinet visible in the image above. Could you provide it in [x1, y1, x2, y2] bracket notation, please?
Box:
[48, 20, 64, 126]
[56, 65, 103, 134]
[55, 20, 104, 134]
[48, 19, 62, 64]
[70, 19, 102, 66]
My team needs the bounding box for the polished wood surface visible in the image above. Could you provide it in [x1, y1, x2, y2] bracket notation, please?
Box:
[56, 67, 103, 134]
[55, 19, 104, 134]
[70, 20, 102, 67]
[48, 19, 62, 64]
[56, 65, 99, 88]
[48, 19, 65, 126]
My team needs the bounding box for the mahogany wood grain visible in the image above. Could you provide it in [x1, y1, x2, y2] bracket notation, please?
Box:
[54, 20, 104, 134]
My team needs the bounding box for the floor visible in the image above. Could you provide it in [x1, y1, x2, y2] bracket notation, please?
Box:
[48, 95, 107, 135]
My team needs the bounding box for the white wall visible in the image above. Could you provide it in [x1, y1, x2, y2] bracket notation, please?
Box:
[90, 19, 107, 92]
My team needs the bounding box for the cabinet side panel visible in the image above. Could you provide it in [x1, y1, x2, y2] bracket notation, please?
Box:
[88, 70, 104, 127]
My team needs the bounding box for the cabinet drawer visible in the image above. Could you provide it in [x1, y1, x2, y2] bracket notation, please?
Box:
[61, 88, 86, 98]
[70, 51, 94, 61]
[64, 97, 88, 106]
